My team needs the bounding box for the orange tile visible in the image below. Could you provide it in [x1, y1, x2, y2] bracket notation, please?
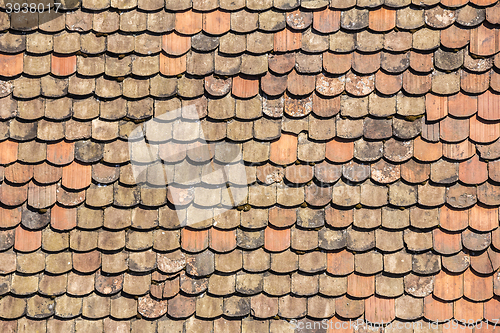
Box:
[424, 295, 454, 322]
[175, 10, 202, 35]
[440, 206, 469, 231]
[454, 298, 484, 322]
[46, 141, 75, 166]
[313, 9, 340, 33]
[413, 136, 442, 162]
[232, 75, 259, 98]
[478, 90, 500, 121]
[287, 69, 315, 96]
[426, 93, 448, 121]
[461, 71, 490, 95]
[440, 116, 469, 143]
[33, 162, 62, 184]
[433, 269, 463, 301]
[0, 53, 23, 77]
[203, 10, 230, 35]
[162, 32, 191, 56]
[459, 155, 488, 185]
[312, 93, 340, 117]
[14, 224, 41, 252]
[323, 52, 352, 75]
[326, 317, 353, 333]
[268, 53, 295, 74]
[469, 114, 500, 143]
[471, 0, 498, 7]
[469, 204, 498, 232]
[352, 52, 380, 74]
[209, 228, 236, 253]
[0, 206, 22, 228]
[491, 71, 500, 93]
[484, 297, 500, 322]
[368, 7, 396, 32]
[443, 140, 475, 161]
[347, 273, 374, 298]
[50, 204, 77, 230]
[470, 249, 495, 275]
[28, 181, 56, 209]
[268, 206, 296, 228]
[433, 229, 462, 255]
[442, 323, 472, 333]
[260, 72, 287, 96]
[4, 163, 33, 184]
[181, 228, 209, 252]
[441, 0, 468, 6]
[448, 92, 477, 118]
[0, 140, 18, 165]
[61, 161, 92, 190]
[464, 267, 494, 301]
[487, 2, 500, 24]
[51, 54, 76, 76]
[274, 28, 301, 52]
[364, 296, 395, 323]
[159, 52, 187, 76]
[375, 71, 402, 95]
[325, 138, 354, 163]
[400, 159, 430, 183]
[264, 226, 290, 252]
[441, 25, 470, 49]
[269, 133, 298, 165]
[325, 207, 353, 228]
[402, 71, 431, 95]
[410, 51, 434, 73]
[327, 250, 354, 276]
[0, 183, 28, 206]
[345, 71, 374, 97]
[470, 24, 498, 56]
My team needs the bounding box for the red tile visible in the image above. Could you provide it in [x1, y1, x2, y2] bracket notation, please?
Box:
[352, 52, 380, 74]
[433, 269, 463, 301]
[14, 224, 41, 252]
[375, 71, 402, 95]
[461, 71, 490, 94]
[471, 24, 498, 56]
[162, 32, 191, 56]
[51, 54, 76, 76]
[313, 9, 340, 33]
[413, 136, 442, 162]
[402, 71, 431, 94]
[345, 71, 374, 97]
[274, 28, 301, 52]
[28, 181, 56, 209]
[268, 53, 295, 74]
[287, 69, 315, 96]
[269, 206, 296, 228]
[364, 296, 395, 323]
[203, 10, 230, 35]
[478, 90, 500, 121]
[426, 94, 448, 121]
[440, 116, 469, 143]
[448, 92, 478, 118]
[209, 228, 236, 253]
[0, 53, 23, 77]
[159, 52, 187, 76]
[347, 273, 374, 298]
[424, 295, 454, 322]
[4, 163, 33, 184]
[33, 162, 62, 184]
[454, 297, 484, 322]
[0, 140, 18, 165]
[440, 206, 469, 231]
[469, 114, 500, 143]
[368, 7, 396, 32]
[441, 25, 470, 49]
[410, 51, 434, 73]
[323, 52, 352, 75]
[325, 138, 353, 163]
[0, 183, 28, 206]
[50, 204, 77, 230]
[327, 250, 354, 276]
[175, 10, 202, 35]
[0, 206, 21, 228]
[270, 133, 298, 165]
[433, 229, 462, 255]
[459, 155, 488, 185]
[484, 297, 500, 322]
[264, 226, 290, 252]
[232, 75, 259, 98]
[469, 204, 498, 232]
[62, 161, 91, 190]
[181, 228, 209, 253]
[46, 141, 75, 166]
[465, 267, 494, 301]
[325, 207, 353, 228]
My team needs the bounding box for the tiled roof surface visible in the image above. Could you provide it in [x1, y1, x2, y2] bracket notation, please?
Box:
[1, 0, 500, 331]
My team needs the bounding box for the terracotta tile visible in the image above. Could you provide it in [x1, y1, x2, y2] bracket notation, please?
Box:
[74, 250, 101, 273]
[33, 163, 62, 185]
[433, 228, 462, 255]
[27, 182, 56, 209]
[162, 32, 191, 56]
[375, 71, 402, 95]
[287, 70, 315, 96]
[50, 204, 77, 231]
[484, 297, 500, 322]
[175, 10, 202, 35]
[413, 136, 442, 162]
[323, 52, 352, 75]
[401, 159, 430, 183]
[347, 273, 374, 297]
[459, 155, 488, 185]
[470, 114, 500, 143]
[269, 133, 297, 165]
[462, 71, 490, 94]
[445, 138, 475, 160]
[273, 28, 301, 52]
[448, 92, 477, 118]
[0, 206, 22, 228]
[210, 228, 236, 253]
[268, 207, 295, 228]
[57, 184, 85, 207]
[4, 163, 33, 184]
[51, 54, 76, 76]
[489, 160, 500, 182]
[442, 252, 470, 273]
[423, 295, 454, 322]
[0, 140, 18, 165]
[440, 116, 470, 143]
[0, 53, 23, 77]
[365, 296, 395, 323]
[471, 24, 498, 56]
[426, 93, 448, 121]
[232, 75, 259, 98]
[313, 9, 340, 33]
[313, 93, 340, 117]
[325, 138, 354, 163]
[62, 161, 92, 190]
[0, 183, 28, 206]
[203, 10, 230, 35]
[441, 25, 470, 49]
[464, 267, 493, 302]
[326, 250, 354, 276]
[159, 53, 186, 76]
[487, 2, 500, 24]
[402, 71, 431, 94]
[433, 269, 463, 301]
[268, 53, 295, 74]
[181, 228, 209, 253]
[478, 90, 500, 121]
[46, 141, 75, 166]
[454, 297, 484, 322]
[470, 204, 498, 233]
[410, 51, 434, 73]
[352, 51, 380, 74]
[14, 224, 41, 252]
[264, 226, 290, 252]
[369, 7, 396, 31]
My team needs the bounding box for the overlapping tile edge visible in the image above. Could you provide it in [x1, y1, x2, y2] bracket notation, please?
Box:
[1, 0, 500, 332]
